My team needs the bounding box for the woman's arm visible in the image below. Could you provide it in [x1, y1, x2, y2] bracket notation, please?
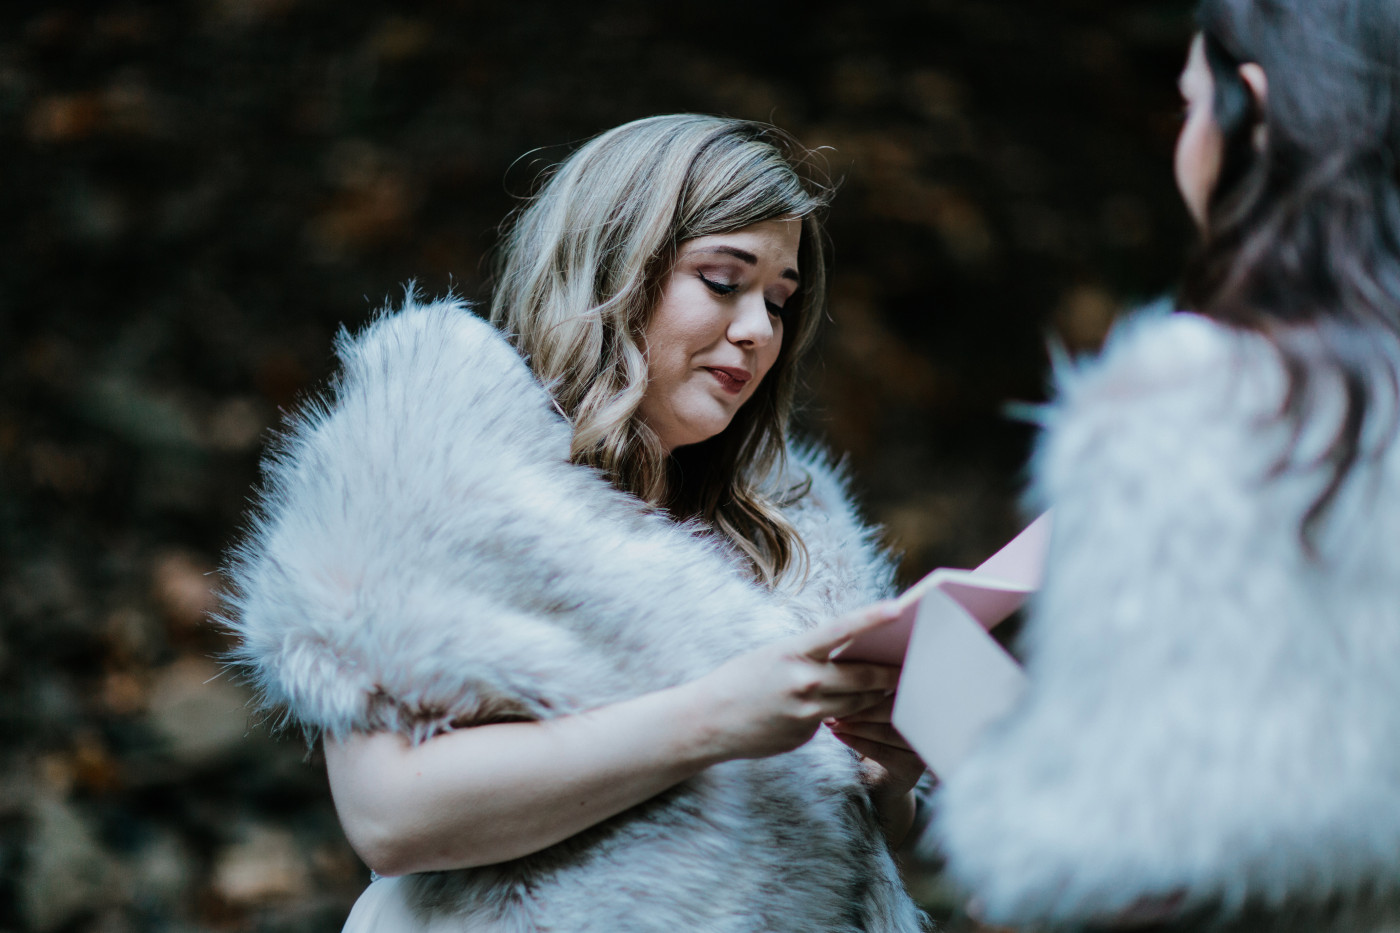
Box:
[327, 602, 903, 876]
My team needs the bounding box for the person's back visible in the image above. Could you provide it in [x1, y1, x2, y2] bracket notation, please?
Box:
[925, 2, 1400, 929]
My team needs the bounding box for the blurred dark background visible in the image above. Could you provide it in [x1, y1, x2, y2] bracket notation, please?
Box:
[2, 1, 1194, 929]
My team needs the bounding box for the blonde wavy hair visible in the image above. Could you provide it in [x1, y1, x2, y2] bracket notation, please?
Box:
[489, 114, 831, 585]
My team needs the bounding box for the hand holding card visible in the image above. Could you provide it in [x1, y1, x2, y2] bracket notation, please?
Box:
[836, 512, 1051, 776]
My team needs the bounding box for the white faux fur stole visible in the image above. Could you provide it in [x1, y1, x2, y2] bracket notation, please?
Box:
[221, 296, 925, 933]
[930, 311, 1400, 930]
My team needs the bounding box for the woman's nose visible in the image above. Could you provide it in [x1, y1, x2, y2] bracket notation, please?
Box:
[728, 294, 776, 347]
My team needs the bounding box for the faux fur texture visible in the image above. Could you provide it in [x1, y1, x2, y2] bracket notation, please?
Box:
[222, 296, 926, 932]
[929, 311, 1400, 930]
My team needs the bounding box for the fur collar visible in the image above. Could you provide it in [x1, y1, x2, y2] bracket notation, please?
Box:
[931, 311, 1400, 929]
[221, 296, 924, 932]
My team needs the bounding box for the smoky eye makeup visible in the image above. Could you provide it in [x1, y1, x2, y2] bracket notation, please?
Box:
[697, 271, 739, 295]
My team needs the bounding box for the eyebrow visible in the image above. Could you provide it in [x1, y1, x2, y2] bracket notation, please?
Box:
[690, 245, 801, 283]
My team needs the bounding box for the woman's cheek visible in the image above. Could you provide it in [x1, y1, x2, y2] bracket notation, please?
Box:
[1175, 113, 1223, 229]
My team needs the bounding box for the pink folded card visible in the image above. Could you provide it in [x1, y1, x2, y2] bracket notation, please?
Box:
[836, 511, 1051, 776]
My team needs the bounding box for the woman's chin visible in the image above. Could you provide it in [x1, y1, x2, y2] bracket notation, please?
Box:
[665, 418, 737, 453]
[651, 399, 744, 453]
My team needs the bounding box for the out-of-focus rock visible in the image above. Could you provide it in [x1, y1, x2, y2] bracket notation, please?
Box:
[81, 377, 203, 453]
[904, 69, 965, 120]
[129, 828, 197, 912]
[151, 551, 219, 632]
[366, 15, 432, 63]
[27, 440, 101, 496]
[202, 0, 299, 30]
[305, 139, 420, 260]
[309, 840, 365, 890]
[24, 92, 102, 143]
[100, 71, 162, 138]
[22, 334, 81, 388]
[212, 824, 311, 904]
[71, 730, 124, 794]
[21, 798, 124, 932]
[6, 557, 86, 635]
[204, 397, 269, 453]
[36, 750, 79, 801]
[831, 56, 894, 109]
[145, 657, 253, 766]
[104, 606, 163, 667]
[100, 668, 150, 717]
[1054, 284, 1120, 352]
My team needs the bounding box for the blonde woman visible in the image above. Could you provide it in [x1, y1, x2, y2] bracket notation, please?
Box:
[224, 115, 928, 931]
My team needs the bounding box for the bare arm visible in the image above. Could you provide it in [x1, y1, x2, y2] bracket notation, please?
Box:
[326, 602, 903, 876]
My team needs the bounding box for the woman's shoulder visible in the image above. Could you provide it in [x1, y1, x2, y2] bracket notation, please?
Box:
[336, 291, 545, 402]
[313, 291, 567, 461]
[768, 444, 898, 610]
[1033, 305, 1287, 503]
[1053, 305, 1280, 417]
[767, 444, 869, 537]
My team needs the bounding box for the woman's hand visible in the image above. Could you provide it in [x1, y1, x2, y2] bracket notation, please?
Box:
[827, 696, 927, 844]
[681, 601, 905, 763]
[828, 696, 925, 797]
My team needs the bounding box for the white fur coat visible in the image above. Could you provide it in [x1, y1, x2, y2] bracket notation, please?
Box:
[929, 311, 1400, 931]
[222, 297, 927, 933]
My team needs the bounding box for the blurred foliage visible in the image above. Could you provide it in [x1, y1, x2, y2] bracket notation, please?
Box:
[2, 1, 1194, 929]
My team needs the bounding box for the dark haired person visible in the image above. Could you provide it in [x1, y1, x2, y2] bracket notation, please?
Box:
[927, 1, 1400, 930]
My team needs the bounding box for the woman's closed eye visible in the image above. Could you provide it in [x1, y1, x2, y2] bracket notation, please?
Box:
[699, 272, 738, 296]
[699, 271, 791, 319]
[697, 270, 795, 322]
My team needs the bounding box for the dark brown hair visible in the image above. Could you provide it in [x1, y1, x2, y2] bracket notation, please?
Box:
[1180, 0, 1400, 546]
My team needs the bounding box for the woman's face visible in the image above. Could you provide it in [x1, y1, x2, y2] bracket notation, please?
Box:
[1175, 34, 1224, 229]
[638, 217, 801, 454]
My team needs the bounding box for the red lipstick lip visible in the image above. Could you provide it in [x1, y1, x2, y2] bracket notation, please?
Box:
[704, 366, 752, 394]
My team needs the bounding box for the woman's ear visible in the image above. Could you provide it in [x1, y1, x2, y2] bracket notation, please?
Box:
[1239, 62, 1269, 150]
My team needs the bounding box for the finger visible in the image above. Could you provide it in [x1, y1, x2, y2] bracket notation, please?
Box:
[830, 731, 924, 769]
[827, 720, 913, 751]
[829, 696, 894, 724]
[800, 601, 903, 660]
[813, 661, 900, 696]
[821, 689, 898, 720]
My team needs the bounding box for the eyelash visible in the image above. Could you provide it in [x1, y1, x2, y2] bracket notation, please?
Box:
[699, 273, 788, 318]
[699, 274, 737, 296]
